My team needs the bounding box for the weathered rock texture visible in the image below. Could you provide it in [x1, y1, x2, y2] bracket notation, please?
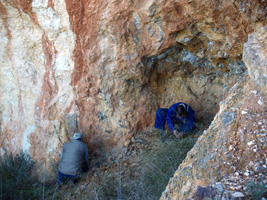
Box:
[244, 26, 267, 94]
[161, 26, 267, 199]
[0, 0, 76, 170]
[0, 0, 266, 172]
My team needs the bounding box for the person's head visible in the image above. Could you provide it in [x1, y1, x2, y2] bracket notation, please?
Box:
[72, 132, 82, 140]
[175, 104, 186, 119]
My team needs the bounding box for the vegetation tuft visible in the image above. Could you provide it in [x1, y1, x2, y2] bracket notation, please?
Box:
[245, 180, 267, 200]
[0, 151, 55, 200]
[142, 137, 197, 199]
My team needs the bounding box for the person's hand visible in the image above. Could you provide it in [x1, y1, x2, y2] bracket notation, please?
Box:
[173, 130, 178, 138]
[174, 131, 185, 139]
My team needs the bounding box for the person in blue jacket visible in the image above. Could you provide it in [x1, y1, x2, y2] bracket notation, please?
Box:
[154, 102, 195, 140]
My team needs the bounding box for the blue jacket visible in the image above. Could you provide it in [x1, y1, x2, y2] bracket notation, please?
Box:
[166, 102, 195, 132]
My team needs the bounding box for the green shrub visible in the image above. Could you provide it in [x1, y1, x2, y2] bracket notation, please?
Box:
[142, 136, 197, 199]
[245, 180, 267, 200]
[0, 151, 54, 200]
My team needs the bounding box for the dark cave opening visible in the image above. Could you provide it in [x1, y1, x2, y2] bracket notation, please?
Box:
[137, 43, 246, 122]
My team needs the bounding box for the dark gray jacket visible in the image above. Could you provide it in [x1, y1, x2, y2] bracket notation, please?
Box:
[58, 139, 88, 175]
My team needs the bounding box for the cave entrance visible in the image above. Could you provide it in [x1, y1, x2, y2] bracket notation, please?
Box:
[139, 44, 246, 123]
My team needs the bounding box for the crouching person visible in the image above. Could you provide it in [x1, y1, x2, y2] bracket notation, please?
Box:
[58, 133, 89, 185]
[155, 102, 195, 141]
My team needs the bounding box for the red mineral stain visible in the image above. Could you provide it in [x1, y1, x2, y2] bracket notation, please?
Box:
[0, 2, 11, 40]
[2, 1, 61, 161]
[64, 0, 108, 141]
[38, 31, 59, 117]
[48, 0, 55, 9]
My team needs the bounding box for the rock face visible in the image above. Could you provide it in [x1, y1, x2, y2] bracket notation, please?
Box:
[0, 0, 266, 172]
[243, 26, 267, 94]
[0, 0, 76, 170]
[160, 27, 267, 199]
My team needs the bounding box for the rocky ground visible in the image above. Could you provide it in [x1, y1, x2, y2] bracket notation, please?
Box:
[53, 105, 267, 200]
[54, 122, 205, 199]
[192, 170, 267, 200]
[52, 115, 265, 200]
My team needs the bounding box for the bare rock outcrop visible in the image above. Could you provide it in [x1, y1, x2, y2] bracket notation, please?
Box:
[244, 26, 267, 94]
[0, 0, 266, 172]
[161, 26, 267, 200]
[0, 0, 76, 171]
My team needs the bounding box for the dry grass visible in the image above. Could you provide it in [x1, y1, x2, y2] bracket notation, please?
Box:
[54, 118, 212, 200]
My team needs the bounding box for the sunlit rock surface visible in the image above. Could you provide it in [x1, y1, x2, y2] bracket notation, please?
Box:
[0, 0, 76, 170]
[243, 26, 267, 94]
[0, 0, 266, 173]
[161, 26, 267, 199]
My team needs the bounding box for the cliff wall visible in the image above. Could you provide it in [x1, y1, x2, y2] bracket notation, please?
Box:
[0, 0, 266, 172]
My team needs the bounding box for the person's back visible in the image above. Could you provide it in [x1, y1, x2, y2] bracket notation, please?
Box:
[58, 139, 87, 176]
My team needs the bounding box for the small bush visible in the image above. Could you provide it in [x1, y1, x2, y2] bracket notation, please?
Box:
[245, 180, 267, 200]
[0, 151, 54, 200]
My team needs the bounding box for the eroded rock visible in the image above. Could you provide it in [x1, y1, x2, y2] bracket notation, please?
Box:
[160, 25, 267, 200]
[0, 0, 266, 174]
[243, 26, 267, 94]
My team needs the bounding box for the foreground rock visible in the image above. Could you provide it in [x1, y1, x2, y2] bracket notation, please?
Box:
[161, 27, 267, 200]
